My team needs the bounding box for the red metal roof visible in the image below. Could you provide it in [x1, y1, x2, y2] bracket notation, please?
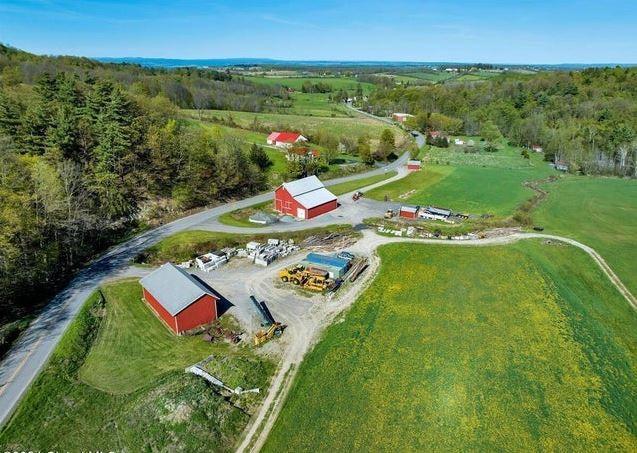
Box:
[274, 132, 302, 143]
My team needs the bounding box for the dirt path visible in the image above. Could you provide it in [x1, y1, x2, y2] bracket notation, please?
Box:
[236, 229, 637, 453]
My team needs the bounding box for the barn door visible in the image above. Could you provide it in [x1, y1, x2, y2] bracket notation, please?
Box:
[297, 208, 306, 219]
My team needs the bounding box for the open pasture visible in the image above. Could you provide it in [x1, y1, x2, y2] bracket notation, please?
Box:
[533, 175, 637, 295]
[264, 241, 637, 451]
[366, 164, 551, 216]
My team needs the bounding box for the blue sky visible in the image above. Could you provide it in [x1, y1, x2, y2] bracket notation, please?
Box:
[0, 0, 635, 63]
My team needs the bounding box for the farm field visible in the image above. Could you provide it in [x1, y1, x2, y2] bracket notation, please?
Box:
[404, 71, 455, 82]
[279, 92, 350, 117]
[188, 109, 405, 144]
[366, 164, 553, 216]
[423, 137, 546, 170]
[0, 281, 273, 451]
[244, 75, 374, 93]
[532, 176, 637, 295]
[264, 241, 637, 452]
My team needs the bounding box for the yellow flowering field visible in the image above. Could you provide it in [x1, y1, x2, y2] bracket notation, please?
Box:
[264, 240, 637, 451]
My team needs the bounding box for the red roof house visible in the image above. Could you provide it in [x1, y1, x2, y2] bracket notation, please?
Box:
[140, 263, 218, 335]
[267, 131, 308, 148]
[274, 175, 337, 220]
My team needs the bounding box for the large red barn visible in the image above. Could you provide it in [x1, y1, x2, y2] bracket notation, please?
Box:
[140, 263, 218, 335]
[274, 175, 337, 220]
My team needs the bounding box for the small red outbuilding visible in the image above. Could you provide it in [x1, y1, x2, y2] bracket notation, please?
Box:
[274, 175, 337, 220]
[399, 205, 420, 219]
[407, 160, 422, 171]
[140, 263, 218, 335]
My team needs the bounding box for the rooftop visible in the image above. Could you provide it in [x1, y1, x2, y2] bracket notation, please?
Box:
[140, 263, 217, 316]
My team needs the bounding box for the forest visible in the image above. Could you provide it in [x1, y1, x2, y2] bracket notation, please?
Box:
[366, 68, 637, 176]
[0, 45, 272, 344]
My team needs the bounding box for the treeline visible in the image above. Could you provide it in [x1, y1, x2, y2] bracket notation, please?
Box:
[366, 67, 637, 176]
[0, 44, 289, 112]
[0, 50, 269, 329]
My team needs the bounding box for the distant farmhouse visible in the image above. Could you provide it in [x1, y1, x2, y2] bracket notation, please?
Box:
[267, 131, 308, 148]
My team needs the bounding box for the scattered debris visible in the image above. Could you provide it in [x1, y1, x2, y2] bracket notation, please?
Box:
[186, 365, 260, 395]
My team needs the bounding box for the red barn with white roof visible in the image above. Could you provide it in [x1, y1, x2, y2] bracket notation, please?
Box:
[407, 160, 421, 171]
[274, 175, 337, 220]
[140, 263, 218, 335]
[267, 131, 308, 148]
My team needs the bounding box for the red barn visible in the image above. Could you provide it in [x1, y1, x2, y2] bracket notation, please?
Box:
[274, 175, 337, 220]
[140, 263, 218, 335]
[407, 160, 422, 171]
[399, 205, 419, 219]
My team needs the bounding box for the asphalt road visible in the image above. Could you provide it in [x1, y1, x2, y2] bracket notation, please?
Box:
[0, 150, 412, 427]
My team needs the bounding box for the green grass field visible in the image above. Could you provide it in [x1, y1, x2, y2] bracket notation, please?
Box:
[367, 164, 552, 216]
[532, 175, 637, 295]
[189, 109, 404, 144]
[0, 281, 273, 451]
[264, 241, 637, 451]
[280, 92, 351, 117]
[245, 75, 374, 93]
[79, 281, 218, 393]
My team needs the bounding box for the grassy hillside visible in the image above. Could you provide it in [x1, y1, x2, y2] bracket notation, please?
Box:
[264, 241, 637, 451]
[0, 282, 273, 451]
[188, 109, 404, 142]
[533, 176, 637, 295]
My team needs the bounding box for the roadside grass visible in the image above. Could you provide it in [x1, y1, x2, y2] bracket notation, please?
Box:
[78, 280, 219, 394]
[264, 241, 637, 452]
[0, 284, 272, 451]
[217, 201, 273, 228]
[366, 164, 552, 216]
[327, 170, 397, 195]
[136, 225, 358, 265]
[532, 175, 637, 295]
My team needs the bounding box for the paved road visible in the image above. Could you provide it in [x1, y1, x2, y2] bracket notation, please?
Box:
[0, 150, 410, 427]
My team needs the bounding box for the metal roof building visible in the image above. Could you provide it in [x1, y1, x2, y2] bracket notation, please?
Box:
[274, 175, 338, 220]
[140, 263, 219, 334]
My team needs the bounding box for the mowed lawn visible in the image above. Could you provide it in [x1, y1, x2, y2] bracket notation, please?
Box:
[79, 281, 216, 393]
[533, 175, 637, 295]
[0, 281, 270, 451]
[366, 164, 550, 216]
[264, 241, 637, 451]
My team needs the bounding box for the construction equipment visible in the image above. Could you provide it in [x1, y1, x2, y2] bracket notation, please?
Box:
[254, 322, 284, 346]
[279, 265, 332, 291]
[250, 295, 285, 346]
[278, 264, 306, 285]
[384, 209, 395, 219]
[352, 191, 363, 201]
